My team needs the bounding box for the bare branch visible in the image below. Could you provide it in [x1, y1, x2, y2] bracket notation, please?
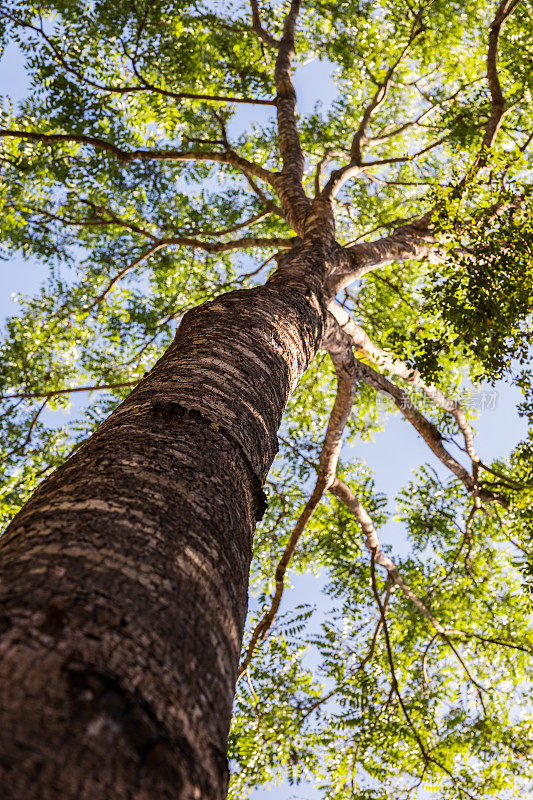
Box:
[326, 215, 440, 296]
[270, 0, 311, 233]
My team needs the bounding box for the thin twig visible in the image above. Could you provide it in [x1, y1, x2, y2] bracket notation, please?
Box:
[1, 382, 138, 401]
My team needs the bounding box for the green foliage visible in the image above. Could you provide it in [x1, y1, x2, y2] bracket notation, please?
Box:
[1, 0, 533, 798]
[408, 183, 533, 382]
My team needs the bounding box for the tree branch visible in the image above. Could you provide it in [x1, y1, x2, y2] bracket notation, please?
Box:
[0, 129, 274, 184]
[482, 0, 522, 152]
[90, 243, 168, 306]
[368, 548, 435, 763]
[298, 588, 390, 724]
[5, 9, 275, 106]
[331, 478, 448, 632]
[269, 0, 311, 234]
[314, 149, 347, 197]
[1, 382, 139, 401]
[328, 302, 480, 464]
[325, 315, 504, 505]
[326, 215, 440, 296]
[366, 78, 485, 147]
[250, 0, 279, 49]
[349, 19, 425, 166]
[240, 171, 285, 219]
[321, 136, 448, 200]
[154, 234, 295, 253]
[369, 552, 479, 800]
[337, 484, 489, 723]
[183, 209, 277, 238]
[18, 192, 293, 259]
[1, 398, 49, 463]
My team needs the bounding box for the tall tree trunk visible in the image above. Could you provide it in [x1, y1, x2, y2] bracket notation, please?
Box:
[0, 246, 327, 800]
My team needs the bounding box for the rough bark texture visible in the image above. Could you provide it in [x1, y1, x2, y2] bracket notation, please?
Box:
[0, 248, 327, 800]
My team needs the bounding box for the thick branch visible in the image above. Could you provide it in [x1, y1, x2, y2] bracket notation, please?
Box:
[328, 191, 524, 298]
[270, 0, 311, 233]
[328, 302, 479, 463]
[250, 0, 279, 48]
[482, 0, 522, 152]
[357, 361, 483, 496]
[326, 215, 439, 296]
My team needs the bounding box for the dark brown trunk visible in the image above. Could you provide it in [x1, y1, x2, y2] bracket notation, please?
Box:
[0, 251, 326, 800]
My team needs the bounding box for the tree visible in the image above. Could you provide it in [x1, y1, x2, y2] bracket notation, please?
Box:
[0, 0, 532, 798]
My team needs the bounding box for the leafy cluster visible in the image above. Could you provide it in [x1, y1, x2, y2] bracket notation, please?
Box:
[409, 184, 533, 382]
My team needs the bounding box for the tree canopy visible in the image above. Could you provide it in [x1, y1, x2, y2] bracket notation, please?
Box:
[1, 0, 533, 797]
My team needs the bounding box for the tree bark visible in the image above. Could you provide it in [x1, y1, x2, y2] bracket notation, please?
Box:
[0, 246, 327, 800]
